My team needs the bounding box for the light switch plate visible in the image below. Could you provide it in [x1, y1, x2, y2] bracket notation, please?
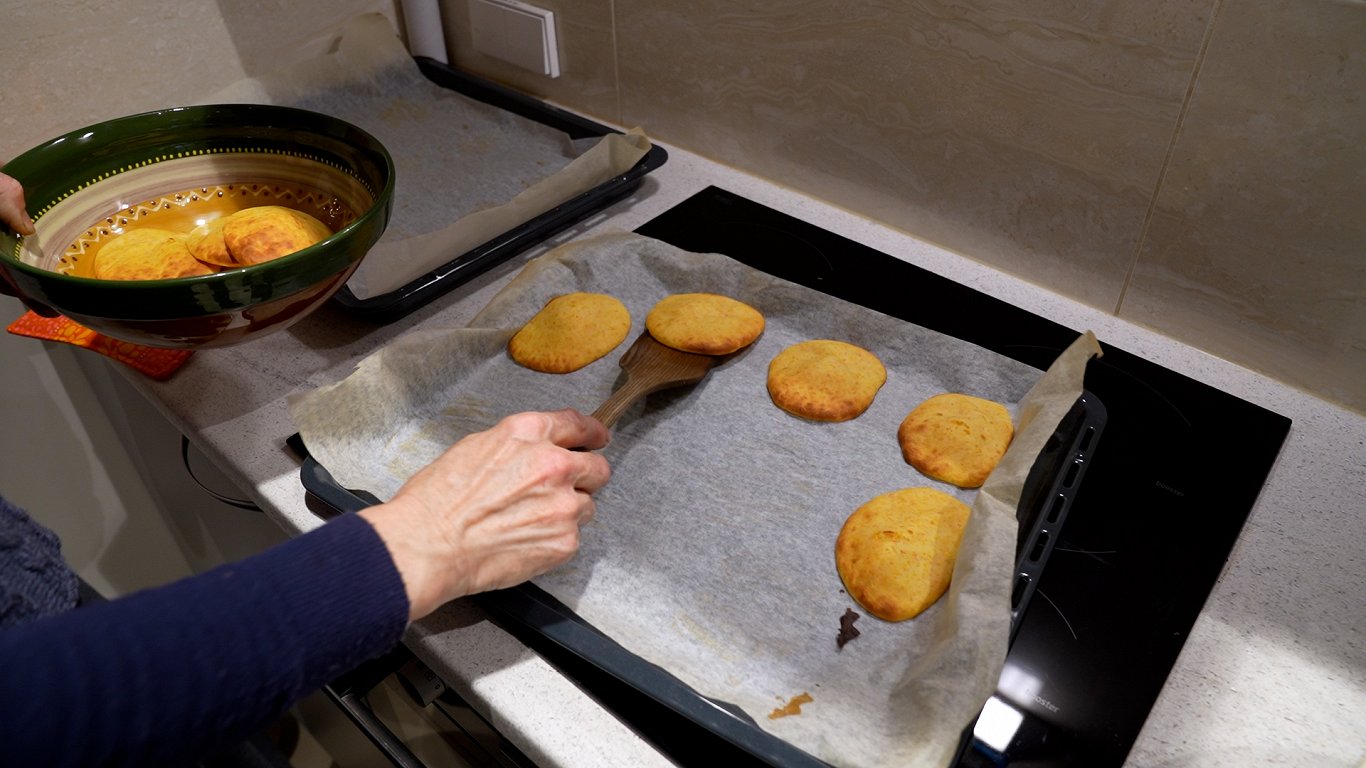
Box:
[468, 0, 560, 78]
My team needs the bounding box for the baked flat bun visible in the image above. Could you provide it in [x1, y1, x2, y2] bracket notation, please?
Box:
[508, 292, 632, 373]
[94, 228, 215, 281]
[186, 217, 236, 268]
[221, 205, 332, 266]
[835, 487, 971, 622]
[645, 293, 764, 355]
[898, 393, 1013, 489]
[767, 339, 887, 422]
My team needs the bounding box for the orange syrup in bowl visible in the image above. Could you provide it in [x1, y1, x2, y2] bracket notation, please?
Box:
[58, 181, 357, 278]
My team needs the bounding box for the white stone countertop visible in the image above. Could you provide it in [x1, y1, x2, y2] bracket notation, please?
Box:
[113, 139, 1365, 768]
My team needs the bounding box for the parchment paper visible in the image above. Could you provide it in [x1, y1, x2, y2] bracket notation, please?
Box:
[200, 13, 651, 299]
[289, 231, 1101, 767]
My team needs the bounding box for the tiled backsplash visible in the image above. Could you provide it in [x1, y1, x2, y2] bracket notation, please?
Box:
[442, 0, 1366, 414]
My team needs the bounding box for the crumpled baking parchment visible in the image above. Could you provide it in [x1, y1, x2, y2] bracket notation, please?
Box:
[289, 231, 1100, 767]
[201, 13, 651, 299]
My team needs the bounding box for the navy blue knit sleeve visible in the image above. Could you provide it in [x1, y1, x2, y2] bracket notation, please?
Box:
[0, 511, 410, 768]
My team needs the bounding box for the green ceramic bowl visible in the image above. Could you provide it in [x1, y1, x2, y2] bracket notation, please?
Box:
[0, 104, 394, 348]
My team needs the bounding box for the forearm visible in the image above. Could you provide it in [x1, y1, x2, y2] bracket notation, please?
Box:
[0, 512, 408, 767]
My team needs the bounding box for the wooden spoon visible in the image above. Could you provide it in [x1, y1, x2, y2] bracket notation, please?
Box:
[591, 331, 723, 428]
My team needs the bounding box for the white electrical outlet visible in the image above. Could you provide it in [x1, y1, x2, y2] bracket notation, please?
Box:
[469, 0, 561, 78]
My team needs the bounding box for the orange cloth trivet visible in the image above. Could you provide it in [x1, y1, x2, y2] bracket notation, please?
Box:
[7, 312, 192, 380]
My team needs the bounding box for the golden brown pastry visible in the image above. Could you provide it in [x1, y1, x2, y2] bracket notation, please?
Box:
[508, 292, 632, 374]
[897, 393, 1013, 489]
[93, 228, 215, 281]
[767, 339, 887, 422]
[835, 487, 971, 622]
[220, 205, 332, 266]
[185, 217, 236, 268]
[644, 292, 764, 355]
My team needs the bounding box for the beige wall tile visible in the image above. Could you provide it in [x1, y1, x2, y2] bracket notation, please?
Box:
[1124, 0, 1366, 413]
[612, 0, 1211, 310]
[438, 0, 619, 123]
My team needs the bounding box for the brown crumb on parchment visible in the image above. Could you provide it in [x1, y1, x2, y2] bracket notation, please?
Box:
[837, 608, 861, 649]
[768, 692, 814, 720]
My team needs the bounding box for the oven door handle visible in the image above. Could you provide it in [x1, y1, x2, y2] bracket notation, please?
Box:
[322, 687, 429, 768]
[321, 648, 430, 768]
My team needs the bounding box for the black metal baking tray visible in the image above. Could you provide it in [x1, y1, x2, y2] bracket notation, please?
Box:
[295, 382, 1103, 767]
[330, 56, 668, 322]
[1008, 390, 1106, 642]
[296, 177, 1117, 763]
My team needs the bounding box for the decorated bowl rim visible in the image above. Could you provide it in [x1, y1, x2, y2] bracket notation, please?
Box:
[0, 103, 395, 296]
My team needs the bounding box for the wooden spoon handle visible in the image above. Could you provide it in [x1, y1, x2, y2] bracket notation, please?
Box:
[591, 377, 651, 428]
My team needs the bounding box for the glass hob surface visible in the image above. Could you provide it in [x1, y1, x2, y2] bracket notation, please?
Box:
[626, 187, 1290, 767]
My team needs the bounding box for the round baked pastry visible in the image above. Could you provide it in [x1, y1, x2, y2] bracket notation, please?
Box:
[220, 205, 333, 266]
[186, 217, 236, 268]
[767, 339, 887, 422]
[508, 292, 632, 373]
[835, 487, 971, 622]
[644, 292, 764, 355]
[93, 228, 214, 281]
[898, 393, 1013, 489]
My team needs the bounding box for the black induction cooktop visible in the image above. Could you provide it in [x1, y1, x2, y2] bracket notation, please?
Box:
[630, 186, 1290, 766]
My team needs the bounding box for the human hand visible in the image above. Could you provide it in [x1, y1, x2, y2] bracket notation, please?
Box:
[0, 173, 35, 236]
[0, 172, 58, 317]
[359, 409, 612, 622]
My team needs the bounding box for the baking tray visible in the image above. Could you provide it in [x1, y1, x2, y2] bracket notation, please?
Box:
[295, 184, 1111, 764]
[330, 56, 669, 323]
[292, 308, 1103, 768]
[292, 389, 1103, 767]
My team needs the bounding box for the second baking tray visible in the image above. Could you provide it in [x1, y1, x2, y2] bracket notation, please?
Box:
[331, 56, 668, 323]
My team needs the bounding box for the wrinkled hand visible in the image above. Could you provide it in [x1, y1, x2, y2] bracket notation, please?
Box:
[0, 172, 58, 317]
[360, 409, 612, 621]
